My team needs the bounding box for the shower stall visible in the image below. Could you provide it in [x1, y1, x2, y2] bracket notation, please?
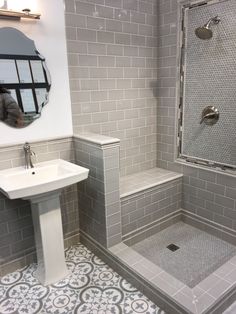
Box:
[73, 0, 236, 313]
[107, 1, 236, 313]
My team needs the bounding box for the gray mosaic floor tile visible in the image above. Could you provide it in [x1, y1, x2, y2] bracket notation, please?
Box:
[131, 222, 236, 288]
[0, 244, 164, 314]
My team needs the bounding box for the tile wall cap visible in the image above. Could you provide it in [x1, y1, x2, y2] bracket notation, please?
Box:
[74, 132, 120, 146]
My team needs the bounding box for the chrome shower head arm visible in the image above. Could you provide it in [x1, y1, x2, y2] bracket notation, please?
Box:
[204, 16, 221, 29]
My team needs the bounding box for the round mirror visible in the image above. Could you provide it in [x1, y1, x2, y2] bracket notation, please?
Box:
[0, 27, 51, 128]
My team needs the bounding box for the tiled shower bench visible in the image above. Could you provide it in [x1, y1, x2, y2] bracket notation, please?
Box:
[120, 167, 183, 244]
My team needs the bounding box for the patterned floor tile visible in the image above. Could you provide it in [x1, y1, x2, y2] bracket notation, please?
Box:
[0, 244, 165, 314]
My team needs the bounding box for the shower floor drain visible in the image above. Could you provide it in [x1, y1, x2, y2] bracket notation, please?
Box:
[167, 244, 180, 252]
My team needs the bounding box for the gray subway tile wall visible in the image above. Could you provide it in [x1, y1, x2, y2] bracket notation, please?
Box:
[65, 0, 158, 175]
[0, 138, 79, 273]
[182, 166, 236, 231]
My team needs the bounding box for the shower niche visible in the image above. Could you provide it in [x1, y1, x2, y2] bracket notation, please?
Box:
[177, 0, 236, 171]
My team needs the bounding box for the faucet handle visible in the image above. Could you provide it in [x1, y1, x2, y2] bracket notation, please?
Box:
[23, 142, 31, 151]
[23, 142, 36, 168]
[23, 142, 36, 156]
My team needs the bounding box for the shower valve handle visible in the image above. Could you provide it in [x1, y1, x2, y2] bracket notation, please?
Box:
[200, 112, 217, 124]
[200, 106, 219, 125]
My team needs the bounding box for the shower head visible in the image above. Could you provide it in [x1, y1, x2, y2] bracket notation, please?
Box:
[195, 26, 213, 40]
[195, 16, 221, 40]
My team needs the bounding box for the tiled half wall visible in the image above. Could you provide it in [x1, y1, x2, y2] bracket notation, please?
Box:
[74, 133, 122, 248]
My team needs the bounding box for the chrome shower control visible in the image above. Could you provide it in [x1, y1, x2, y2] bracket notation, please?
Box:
[200, 106, 219, 125]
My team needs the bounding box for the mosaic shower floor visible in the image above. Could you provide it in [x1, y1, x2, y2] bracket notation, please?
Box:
[131, 222, 236, 288]
[0, 243, 164, 314]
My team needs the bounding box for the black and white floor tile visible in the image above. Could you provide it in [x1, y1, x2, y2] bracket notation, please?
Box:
[0, 244, 165, 314]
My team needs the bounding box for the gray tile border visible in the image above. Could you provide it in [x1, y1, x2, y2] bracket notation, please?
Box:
[151, 276, 179, 296]
[115, 247, 143, 265]
[224, 269, 236, 284]
[207, 279, 233, 299]
[198, 274, 222, 291]
[109, 242, 236, 314]
[172, 291, 197, 313]
[179, 285, 205, 299]
[195, 293, 216, 314]
[215, 261, 236, 278]
[132, 262, 157, 280]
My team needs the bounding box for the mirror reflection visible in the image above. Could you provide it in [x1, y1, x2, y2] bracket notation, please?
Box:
[0, 27, 51, 128]
[0, 86, 23, 127]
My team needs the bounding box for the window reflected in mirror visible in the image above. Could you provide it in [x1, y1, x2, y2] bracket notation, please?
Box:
[0, 27, 51, 128]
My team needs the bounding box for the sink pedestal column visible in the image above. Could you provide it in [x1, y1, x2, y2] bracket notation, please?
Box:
[27, 190, 69, 286]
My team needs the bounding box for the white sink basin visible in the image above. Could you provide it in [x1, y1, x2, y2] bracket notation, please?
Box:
[0, 159, 89, 199]
[0, 159, 89, 286]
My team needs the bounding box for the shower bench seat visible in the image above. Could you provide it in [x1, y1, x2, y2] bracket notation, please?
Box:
[120, 167, 182, 198]
[119, 167, 183, 243]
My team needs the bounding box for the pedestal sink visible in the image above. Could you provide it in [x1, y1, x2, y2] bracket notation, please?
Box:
[0, 159, 89, 285]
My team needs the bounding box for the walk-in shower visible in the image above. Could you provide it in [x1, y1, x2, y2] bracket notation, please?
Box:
[178, 0, 236, 171]
[109, 0, 236, 313]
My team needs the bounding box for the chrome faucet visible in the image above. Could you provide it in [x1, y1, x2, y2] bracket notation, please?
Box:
[23, 142, 36, 169]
